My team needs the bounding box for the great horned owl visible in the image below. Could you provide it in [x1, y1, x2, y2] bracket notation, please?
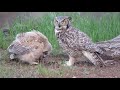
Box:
[54, 16, 105, 66]
[7, 30, 52, 65]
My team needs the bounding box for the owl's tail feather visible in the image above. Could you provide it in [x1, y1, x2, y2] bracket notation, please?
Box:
[82, 51, 107, 67]
[91, 52, 115, 67]
[94, 52, 106, 67]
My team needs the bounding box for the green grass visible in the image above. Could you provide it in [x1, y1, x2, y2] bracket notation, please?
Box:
[0, 65, 14, 78]
[0, 12, 120, 53]
[37, 64, 65, 78]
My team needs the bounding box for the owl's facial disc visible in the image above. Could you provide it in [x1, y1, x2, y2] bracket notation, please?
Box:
[54, 20, 62, 30]
[54, 16, 72, 31]
[54, 20, 68, 30]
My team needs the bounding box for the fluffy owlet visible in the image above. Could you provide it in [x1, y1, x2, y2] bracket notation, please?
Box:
[54, 16, 105, 66]
[7, 30, 52, 65]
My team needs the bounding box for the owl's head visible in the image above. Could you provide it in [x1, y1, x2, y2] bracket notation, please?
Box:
[54, 16, 72, 30]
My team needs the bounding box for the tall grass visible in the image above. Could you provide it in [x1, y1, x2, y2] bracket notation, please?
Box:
[0, 12, 120, 54]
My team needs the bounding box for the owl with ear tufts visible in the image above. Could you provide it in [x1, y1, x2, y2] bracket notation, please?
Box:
[54, 16, 106, 67]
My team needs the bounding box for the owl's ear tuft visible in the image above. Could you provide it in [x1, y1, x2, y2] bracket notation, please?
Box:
[67, 16, 72, 21]
[54, 17, 58, 20]
[54, 17, 57, 24]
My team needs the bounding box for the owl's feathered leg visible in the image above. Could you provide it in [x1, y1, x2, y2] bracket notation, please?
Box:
[65, 56, 75, 66]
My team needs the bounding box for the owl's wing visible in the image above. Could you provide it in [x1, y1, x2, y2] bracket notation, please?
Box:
[65, 29, 104, 54]
[8, 41, 30, 55]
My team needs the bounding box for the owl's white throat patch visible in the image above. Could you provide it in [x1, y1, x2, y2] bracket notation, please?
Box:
[55, 29, 61, 33]
[55, 29, 62, 35]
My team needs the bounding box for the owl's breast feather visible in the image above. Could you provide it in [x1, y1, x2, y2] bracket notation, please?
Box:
[55, 29, 62, 39]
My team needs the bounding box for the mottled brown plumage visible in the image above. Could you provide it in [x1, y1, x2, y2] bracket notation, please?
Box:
[7, 30, 52, 65]
[54, 16, 105, 66]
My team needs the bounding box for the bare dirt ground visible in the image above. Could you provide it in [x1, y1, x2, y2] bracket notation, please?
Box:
[0, 49, 120, 78]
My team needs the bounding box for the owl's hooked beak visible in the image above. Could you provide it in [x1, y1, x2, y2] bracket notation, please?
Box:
[58, 24, 60, 28]
[55, 25, 62, 30]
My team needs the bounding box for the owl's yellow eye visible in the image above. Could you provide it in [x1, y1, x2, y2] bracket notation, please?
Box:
[63, 19, 69, 25]
[61, 21, 64, 24]
[61, 20, 66, 25]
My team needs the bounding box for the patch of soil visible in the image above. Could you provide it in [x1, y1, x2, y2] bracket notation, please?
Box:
[1, 49, 120, 78]
[35, 54, 120, 78]
[42, 54, 120, 78]
[38, 55, 67, 69]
